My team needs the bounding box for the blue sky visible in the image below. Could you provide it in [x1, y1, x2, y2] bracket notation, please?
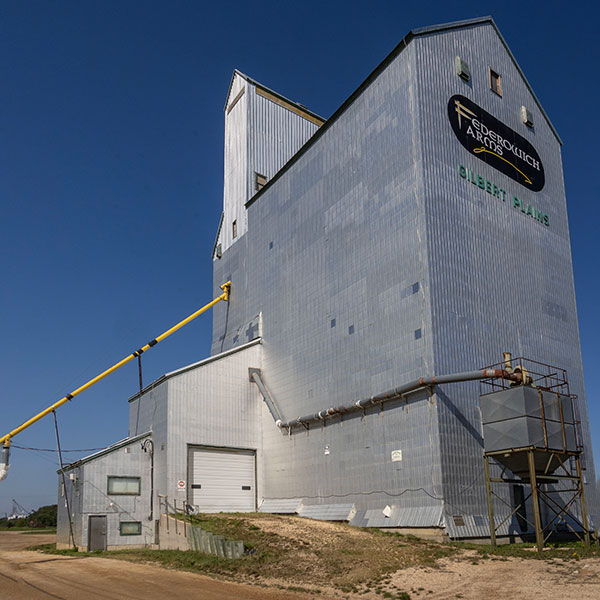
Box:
[1, 1, 598, 516]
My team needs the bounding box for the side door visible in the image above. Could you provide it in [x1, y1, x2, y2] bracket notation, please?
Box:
[88, 515, 107, 551]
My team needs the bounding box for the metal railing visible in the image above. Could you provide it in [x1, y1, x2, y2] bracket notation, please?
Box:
[158, 494, 188, 538]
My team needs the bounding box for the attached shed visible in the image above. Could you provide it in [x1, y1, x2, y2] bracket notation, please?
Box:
[57, 432, 153, 550]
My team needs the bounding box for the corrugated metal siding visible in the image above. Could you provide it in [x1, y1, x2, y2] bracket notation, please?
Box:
[220, 74, 320, 255]
[413, 21, 597, 528]
[221, 73, 248, 253]
[165, 343, 263, 507]
[212, 40, 445, 530]
[357, 505, 444, 528]
[444, 513, 519, 539]
[258, 498, 302, 513]
[209, 21, 596, 533]
[248, 86, 320, 194]
[298, 503, 355, 521]
[58, 438, 153, 549]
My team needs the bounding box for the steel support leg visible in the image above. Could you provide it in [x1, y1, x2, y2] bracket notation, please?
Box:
[575, 454, 591, 548]
[528, 450, 544, 553]
[484, 454, 496, 548]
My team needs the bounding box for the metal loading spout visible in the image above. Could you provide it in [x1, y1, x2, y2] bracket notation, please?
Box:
[0, 444, 9, 481]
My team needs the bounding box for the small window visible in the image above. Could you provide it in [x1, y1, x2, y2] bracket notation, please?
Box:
[107, 476, 141, 495]
[473, 515, 486, 527]
[489, 69, 502, 96]
[120, 521, 142, 536]
[255, 172, 267, 191]
[455, 56, 470, 81]
[232, 220, 237, 239]
[521, 106, 533, 128]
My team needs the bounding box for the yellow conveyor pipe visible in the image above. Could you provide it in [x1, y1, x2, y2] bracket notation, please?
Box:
[0, 281, 231, 449]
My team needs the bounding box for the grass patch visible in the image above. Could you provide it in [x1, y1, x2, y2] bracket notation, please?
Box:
[28, 543, 77, 554]
[30, 513, 456, 590]
[453, 539, 600, 561]
[0, 527, 56, 533]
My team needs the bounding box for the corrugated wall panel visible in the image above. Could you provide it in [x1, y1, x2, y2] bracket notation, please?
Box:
[213, 41, 444, 528]
[258, 498, 302, 513]
[248, 86, 320, 193]
[166, 343, 263, 507]
[220, 74, 320, 255]
[359, 505, 444, 528]
[298, 503, 355, 521]
[57, 438, 154, 549]
[413, 21, 597, 529]
[211, 21, 597, 535]
[221, 74, 248, 252]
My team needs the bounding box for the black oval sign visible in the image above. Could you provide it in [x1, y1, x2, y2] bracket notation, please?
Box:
[448, 95, 544, 192]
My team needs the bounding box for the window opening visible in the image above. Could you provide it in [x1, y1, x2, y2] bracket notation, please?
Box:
[521, 106, 533, 128]
[107, 476, 141, 495]
[120, 521, 142, 536]
[255, 172, 267, 192]
[232, 220, 237, 239]
[455, 56, 470, 81]
[489, 69, 502, 96]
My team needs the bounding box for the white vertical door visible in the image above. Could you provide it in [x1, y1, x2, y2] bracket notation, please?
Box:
[189, 447, 255, 512]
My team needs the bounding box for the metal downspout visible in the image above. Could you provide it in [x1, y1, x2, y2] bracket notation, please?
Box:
[142, 439, 154, 522]
[249, 368, 283, 427]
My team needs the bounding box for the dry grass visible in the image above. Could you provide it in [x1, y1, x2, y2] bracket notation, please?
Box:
[162, 513, 453, 587]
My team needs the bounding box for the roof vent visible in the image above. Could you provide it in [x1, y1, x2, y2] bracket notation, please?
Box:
[455, 56, 470, 81]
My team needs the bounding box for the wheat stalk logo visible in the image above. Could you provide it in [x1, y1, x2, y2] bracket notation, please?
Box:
[455, 99, 476, 128]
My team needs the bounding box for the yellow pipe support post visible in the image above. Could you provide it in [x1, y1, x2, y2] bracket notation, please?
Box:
[0, 281, 231, 449]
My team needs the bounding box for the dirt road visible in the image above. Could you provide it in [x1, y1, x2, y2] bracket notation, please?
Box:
[1, 530, 598, 600]
[0, 532, 323, 600]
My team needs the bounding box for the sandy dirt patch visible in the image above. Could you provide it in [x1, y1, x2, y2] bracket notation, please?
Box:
[383, 551, 600, 600]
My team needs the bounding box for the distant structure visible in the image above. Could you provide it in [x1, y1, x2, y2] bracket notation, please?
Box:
[8, 499, 30, 520]
[58, 17, 597, 550]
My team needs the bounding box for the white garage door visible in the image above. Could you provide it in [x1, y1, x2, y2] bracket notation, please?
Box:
[189, 447, 256, 512]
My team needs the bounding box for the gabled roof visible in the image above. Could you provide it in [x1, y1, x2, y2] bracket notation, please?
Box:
[412, 17, 561, 143]
[127, 337, 262, 402]
[224, 69, 325, 125]
[57, 431, 151, 472]
[246, 16, 561, 209]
